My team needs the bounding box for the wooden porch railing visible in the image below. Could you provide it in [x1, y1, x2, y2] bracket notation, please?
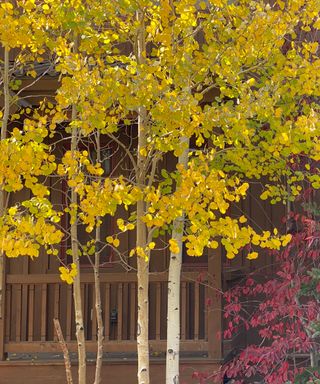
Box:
[3, 272, 209, 355]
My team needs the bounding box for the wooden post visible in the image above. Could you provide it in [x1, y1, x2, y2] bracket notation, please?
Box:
[207, 247, 222, 360]
[0, 259, 6, 360]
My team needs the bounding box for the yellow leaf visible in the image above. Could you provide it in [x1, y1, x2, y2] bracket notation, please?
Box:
[139, 148, 147, 157]
[239, 215, 247, 223]
[169, 239, 180, 254]
[247, 252, 258, 260]
[226, 252, 235, 259]
[238, 183, 249, 196]
[247, 78, 255, 85]
[8, 206, 17, 216]
[282, 234, 292, 247]
[129, 249, 135, 257]
[117, 218, 125, 231]
[209, 241, 219, 249]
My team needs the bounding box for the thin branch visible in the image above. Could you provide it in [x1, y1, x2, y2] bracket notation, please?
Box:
[107, 133, 138, 174]
[147, 152, 161, 188]
[53, 318, 73, 384]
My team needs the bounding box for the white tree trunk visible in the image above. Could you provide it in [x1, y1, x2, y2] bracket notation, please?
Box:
[93, 221, 104, 384]
[166, 137, 189, 384]
[70, 99, 86, 383]
[0, 47, 9, 359]
[136, 102, 150, 383]
[94, 133, 104, 384]
[136, 236, 149, 384]
[135, 7, 150, 384]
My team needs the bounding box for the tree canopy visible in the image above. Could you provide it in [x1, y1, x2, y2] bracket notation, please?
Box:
[1, 0, 320, 383]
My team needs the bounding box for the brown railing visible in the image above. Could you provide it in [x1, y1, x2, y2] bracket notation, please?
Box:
[3, 272, 209, 354]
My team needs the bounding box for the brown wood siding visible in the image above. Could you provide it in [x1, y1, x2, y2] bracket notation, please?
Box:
[0, 360, 221, 384]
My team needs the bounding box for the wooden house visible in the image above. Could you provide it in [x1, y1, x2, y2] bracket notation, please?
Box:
[0, 56, 289, 384]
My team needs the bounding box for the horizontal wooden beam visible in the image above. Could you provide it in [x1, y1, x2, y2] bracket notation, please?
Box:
[6, 272, 201, 285]
[4, 340, 208, 354]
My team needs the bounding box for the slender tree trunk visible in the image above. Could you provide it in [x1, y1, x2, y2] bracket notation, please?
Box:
[71, 111, 86, 384]
[1, 47, 9, 140]
[136, 228, 149, 384]
[0, 47, 9, 308]
[136, 95, 150, 384]
[93, 222, 104, 384]
[94, 132, 104, 384]
[0, 47, 10, 360]
[68, 34, 86, 383]
[166, 138, 189, 384]
[136, 8, 150, 383]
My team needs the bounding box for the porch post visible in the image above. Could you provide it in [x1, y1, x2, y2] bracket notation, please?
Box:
[0, 255, 6, 360]
[207, 246, 222, 360]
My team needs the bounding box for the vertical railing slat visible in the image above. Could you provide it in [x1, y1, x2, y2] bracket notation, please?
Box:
[205, 285, 208, 341]
[130, 283, 136, 340]
[21, 284, 28, 341]
[104, 283, 110, 341]
[117, 283, 123, 341]
[40, 284, 47, 341]
[81, 283, 85, 322]
[155, 282, 161, 340]
[122, 283, 128, 340]
[53, 283, 60, 341]
[15, 284, 22, 342]
[66, 285, 72, 341]
[194, 282, 199, 340]
[5, 284, 11, 342]
[181, 281, 187, 340]
[28, 284, 34, 341]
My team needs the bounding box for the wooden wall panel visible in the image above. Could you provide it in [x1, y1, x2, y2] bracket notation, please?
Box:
[0, 360, 221, 384]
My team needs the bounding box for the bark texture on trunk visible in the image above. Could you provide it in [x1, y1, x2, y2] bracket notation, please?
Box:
[136, 7, 150, 384]
[1, 47, 9, 140]
[93, 222, 104, 384]
[70, 110, 86, 384]
[136, 102, 150, 384]
[94, 132, 104, 384]
[136, 240, 149, 384]
[0, 47, 9, 360]
[166, 138, 189, 384]
[53, 318, 73, 384]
